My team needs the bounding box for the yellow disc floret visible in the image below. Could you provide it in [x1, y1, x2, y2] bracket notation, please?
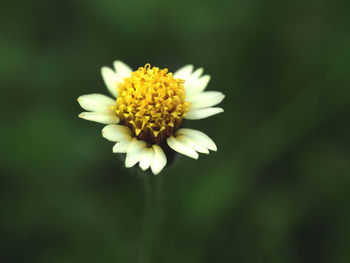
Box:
[112, 63, 190, 145]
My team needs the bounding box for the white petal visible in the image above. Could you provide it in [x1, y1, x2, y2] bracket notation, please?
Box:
[187, 91, 223, 102]
[150, 145, 167, 175]
[139, 148, 153, 171]
[185, 68, 204, 88]
[167, 136, 199, 159]
[175, 128, 217, 151]
[191, 67, 204, 79]
[125, 139, 148, 168]
[186, 75, 211, 94]
[173, 64, 194, 80]
[173, 65, 211, 94]
[101, 66, 118, 98]
[79, 112, 119, 124]
[185, 107, 224, 120]
[113, 60, 132, 80]
[113, 138, 132, 153]
[77, 94, 115, 112]
[188, 92, 225, 109]
[176, 135, 209, 154]
[102, 124, 132, 142]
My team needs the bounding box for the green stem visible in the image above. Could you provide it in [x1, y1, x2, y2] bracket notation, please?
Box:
[141, 175, 163, 263]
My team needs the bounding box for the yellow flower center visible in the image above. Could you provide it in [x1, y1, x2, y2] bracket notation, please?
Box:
[112, 64, 190, 145]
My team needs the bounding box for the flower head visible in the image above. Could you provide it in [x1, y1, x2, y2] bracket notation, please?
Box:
[78, 60, 224, 175]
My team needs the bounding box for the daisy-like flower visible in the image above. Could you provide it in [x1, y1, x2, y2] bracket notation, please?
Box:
[78, 61, 224, 175]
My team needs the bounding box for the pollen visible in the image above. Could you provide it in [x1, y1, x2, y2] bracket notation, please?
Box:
[112, 64, 190, 145]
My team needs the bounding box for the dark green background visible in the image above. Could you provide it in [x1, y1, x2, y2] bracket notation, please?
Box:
[1, 0, 350, 262]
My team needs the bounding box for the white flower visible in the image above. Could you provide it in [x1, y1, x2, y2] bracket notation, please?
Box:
[78, 61, 224, 175]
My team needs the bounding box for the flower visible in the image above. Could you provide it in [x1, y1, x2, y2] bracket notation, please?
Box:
[78, 61, 224, 175]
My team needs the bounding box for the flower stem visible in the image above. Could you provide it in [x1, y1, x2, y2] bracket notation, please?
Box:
[141, 175, 163, 263]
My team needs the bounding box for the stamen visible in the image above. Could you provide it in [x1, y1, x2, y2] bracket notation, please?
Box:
[115, 64, 189, 145]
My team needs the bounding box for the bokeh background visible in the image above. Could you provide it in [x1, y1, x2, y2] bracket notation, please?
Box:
[1, 0, 350, 262]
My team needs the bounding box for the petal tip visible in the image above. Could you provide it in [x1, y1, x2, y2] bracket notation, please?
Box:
[100, 66, 110, 72]
[152, 170, 161, 176]
[151, 165, 163, 175]
[113, 59, 123, 65]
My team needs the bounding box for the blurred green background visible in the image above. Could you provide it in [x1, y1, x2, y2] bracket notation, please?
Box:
[1, 0, 350, 262]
